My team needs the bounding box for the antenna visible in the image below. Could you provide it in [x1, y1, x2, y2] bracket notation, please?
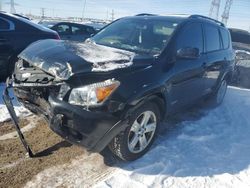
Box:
[10, 0, 16, 14]
[209, 0, 221, 20]
[221, 0, 233, 25]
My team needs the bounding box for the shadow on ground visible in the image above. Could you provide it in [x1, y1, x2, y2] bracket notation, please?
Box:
[101, 87, 250, 178]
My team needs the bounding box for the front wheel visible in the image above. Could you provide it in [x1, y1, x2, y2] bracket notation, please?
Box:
[109, 102, 160, 161]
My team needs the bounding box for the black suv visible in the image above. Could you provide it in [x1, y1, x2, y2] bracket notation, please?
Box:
[0, 12, 60, 81]
[4, 14, 235, 161]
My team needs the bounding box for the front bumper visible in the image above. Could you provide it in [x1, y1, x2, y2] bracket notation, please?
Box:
[48, 95, 128, 152]
[4, 80, 129, 157]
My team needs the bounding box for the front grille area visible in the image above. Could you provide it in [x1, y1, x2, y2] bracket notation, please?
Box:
[14, 58, 55, 84]
[13, 58, 62, 118]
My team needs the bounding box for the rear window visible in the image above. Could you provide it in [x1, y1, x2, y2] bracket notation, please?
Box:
[205, 24, 221, 52]
[220, 28, 230, 49]
[6, 13, 54, 32]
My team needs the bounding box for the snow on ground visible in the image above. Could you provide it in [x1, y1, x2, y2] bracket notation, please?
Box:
[236, 50, 250, 56]
[0, 83, 30, 123]
[24, 86, 250, 188]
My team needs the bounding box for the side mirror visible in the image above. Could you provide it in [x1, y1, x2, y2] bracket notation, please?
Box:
[177, 47, 200, 59]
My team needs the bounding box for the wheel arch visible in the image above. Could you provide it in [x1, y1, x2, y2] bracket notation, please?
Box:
[123, 91, 167, 121]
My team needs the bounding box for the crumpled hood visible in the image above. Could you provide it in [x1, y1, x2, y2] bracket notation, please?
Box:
[19, 39, 136, 80]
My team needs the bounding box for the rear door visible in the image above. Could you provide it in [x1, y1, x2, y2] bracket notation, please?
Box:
[0, 17, 15, 78]
[203, 23, 226, 92]
[168, 22, 207, 109]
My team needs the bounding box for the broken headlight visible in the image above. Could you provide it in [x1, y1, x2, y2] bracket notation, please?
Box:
[68, 79, 120, 107]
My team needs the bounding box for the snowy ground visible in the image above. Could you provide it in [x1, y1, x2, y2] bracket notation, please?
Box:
[0, 83, 30, 122]
[20, 86, 250, 188]
[96, 86, 250, 188]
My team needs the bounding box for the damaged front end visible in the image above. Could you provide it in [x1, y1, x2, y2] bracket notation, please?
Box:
[3, 40, 135, 157]
[3, 58, 68, 157]
[13, 58, 65, 118]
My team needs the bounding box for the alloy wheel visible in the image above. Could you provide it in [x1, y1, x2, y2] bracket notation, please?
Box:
[127, 111, 157, 153]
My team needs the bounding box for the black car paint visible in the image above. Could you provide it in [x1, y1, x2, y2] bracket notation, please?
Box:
[11, 15, 235, 153]
[0, 12, 59, 80]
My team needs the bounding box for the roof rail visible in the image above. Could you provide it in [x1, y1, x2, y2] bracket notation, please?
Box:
[189, 15, 225, 27]
[135, 13, 157, 17]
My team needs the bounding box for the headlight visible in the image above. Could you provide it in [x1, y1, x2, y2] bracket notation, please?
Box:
[68, 79, 120, 107]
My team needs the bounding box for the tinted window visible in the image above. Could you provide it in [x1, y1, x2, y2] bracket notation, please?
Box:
[177, 22, 203, 53]
[56, 24, 70, 34]
[205, 24, 221, 52]
[72, 25, 83, 35]
[86, 27, 95, 34]
[72, 25, 95, 35]
[230, 29, 250, 44]
[220, 28, 230, 49]
[0, 18, 10, 30]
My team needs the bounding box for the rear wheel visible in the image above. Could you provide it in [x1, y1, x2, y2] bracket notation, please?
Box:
[109, 102, 160, 161]
[211, 79, 228, 106]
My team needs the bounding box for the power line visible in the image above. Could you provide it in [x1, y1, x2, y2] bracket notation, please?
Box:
[221, 0, 233, 25]
[209, 0, 221, 20]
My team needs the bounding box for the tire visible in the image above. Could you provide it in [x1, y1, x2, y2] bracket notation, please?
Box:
[109, 102, 160, 161]
[211, 79, 228, 106]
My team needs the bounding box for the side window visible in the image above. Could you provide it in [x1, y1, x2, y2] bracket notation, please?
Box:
[56, 24, 71, 35]
[72, 26, 95, 35]
[72, 25, 84, 35]
[176, 22, 203, 53]
[86, 27, 95, 34]
[205, 24, 221, 52]
[0, 18, 10, 30]
[220, 28, 230, 49]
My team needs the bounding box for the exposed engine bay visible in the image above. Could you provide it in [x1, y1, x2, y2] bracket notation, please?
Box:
[13, 58, 62, 119]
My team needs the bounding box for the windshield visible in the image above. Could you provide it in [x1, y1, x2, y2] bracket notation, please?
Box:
[92, 17, 180, 55]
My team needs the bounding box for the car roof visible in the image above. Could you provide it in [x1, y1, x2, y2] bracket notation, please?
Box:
[0, 12, 56, 33]
[47, 21, 94, 28]
[123, 14, 225, 28]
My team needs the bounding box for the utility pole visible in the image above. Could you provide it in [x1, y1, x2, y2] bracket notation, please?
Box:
[106, 9, 109, 22]
[10, 0, 16, 14]
[82, 0, 87, 21]
[41, 8, 45, 19]
[221, 0, 233, 25]
[0, 0, 2, 11]
[209, 0, 221, 20]
[111, 9, 114, 21]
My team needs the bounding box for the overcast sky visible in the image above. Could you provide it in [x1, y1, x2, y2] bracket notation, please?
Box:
[1, 0, 250, 31]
